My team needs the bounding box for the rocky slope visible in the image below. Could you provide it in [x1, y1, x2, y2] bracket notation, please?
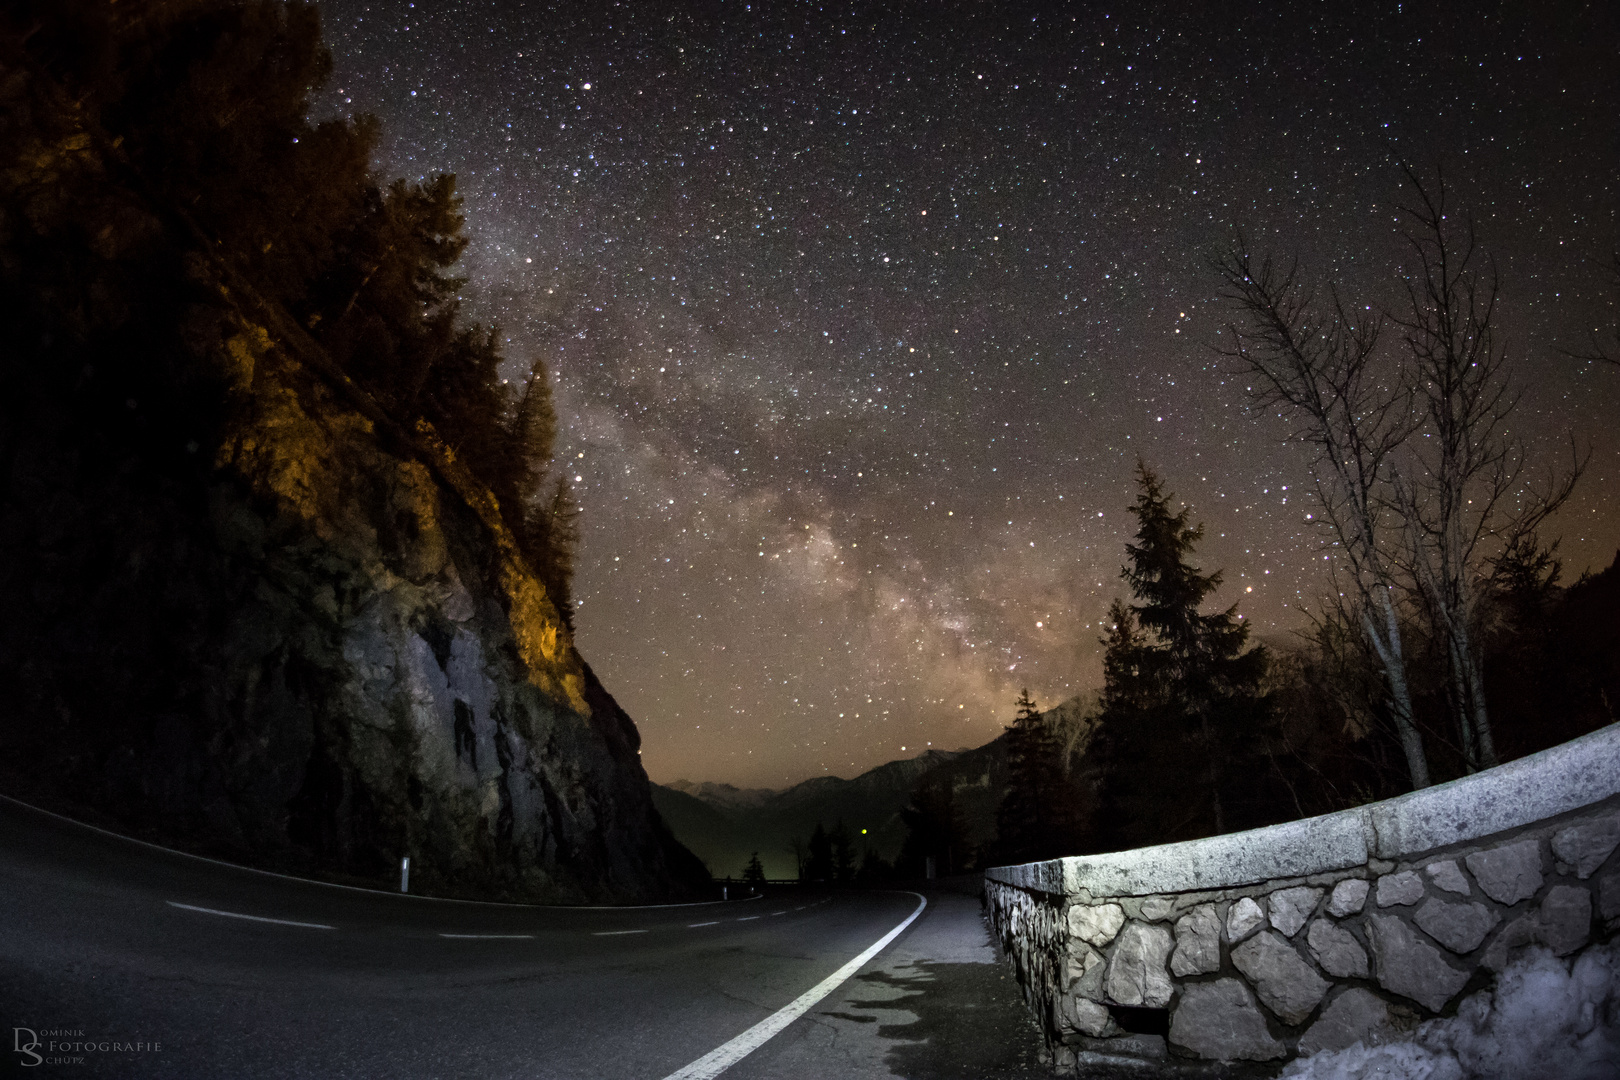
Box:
[0, 46, 705, 902]
[0, 311, 707, 902]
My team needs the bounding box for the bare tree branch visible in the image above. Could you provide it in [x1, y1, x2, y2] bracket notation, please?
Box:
[1387, 164, 1586, 771]
[1214, 237, 1432, 789]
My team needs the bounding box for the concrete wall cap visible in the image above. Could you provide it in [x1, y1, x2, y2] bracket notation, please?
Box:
[985, 723, 1620, 898]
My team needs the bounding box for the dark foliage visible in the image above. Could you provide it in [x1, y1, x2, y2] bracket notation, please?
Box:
[856, 848, 893, 883]
[0, 0, 575, 619]
[804, 822, 832, 882]
[829, 819, 856, 882]
[1212, 547, 1619, 827]
[796, 819, 860, 882]
[899, 774, 970, 875]
[1083, 465, 1272, 853]
[990, 689, 1090, 864]
[1483, 548, 1620, 762]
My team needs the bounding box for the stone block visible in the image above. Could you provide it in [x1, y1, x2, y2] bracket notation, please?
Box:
[1481, 912, 1536, 972]
[1170, 904, 1221, 977]
[1231, 930, 1331, 1025]
[1226, 896, 1265, 942]
[1169, 979, 1286, 1062]
[1327, 878, 1370, 917]
[1064, 940, 1106, 998]
[1539, 884, 1592, 956]
[1600, 871, 1620, 921]
[1140, 895, 1177, 922]
[1058, 993, 1117, 1038]
[1366, 913, 1470, 1012]
[1413, 897, 1500, 954]
[1551, 819, 1620, 880]
[1069, 902, 1126, 947]
[1306, 917, 1369, 978]
[1104, 922, 1175, 1008]
[1479, 887, 1593, 967]
[1268, 885, 1324, 937]
[1298, 987, 1413, 1055]
[1425, 859, 1471, 896]
[1074, 1033, 1166, 1059]
[1375, 870, 1424, 907]
[1465, 838, 1544, 905]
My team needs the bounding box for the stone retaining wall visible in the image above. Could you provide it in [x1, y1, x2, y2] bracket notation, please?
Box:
[984, 724, 1620, 1069]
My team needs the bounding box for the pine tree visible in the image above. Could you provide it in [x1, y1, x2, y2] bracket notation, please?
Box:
[805, 822, 833, 882]
[856, 849, 891, 883]
[742, 852, 766, 887]
[899, 775, 968, 875]
[830, 820, 856, 882]
[5, 1, 578, 623]
[993, 689, 1089, 864]
[1090, 464, 1270, 850]
[532, 474, 580, 629]
[994, 689, 1047, 862]
[789, 836, 808, 880]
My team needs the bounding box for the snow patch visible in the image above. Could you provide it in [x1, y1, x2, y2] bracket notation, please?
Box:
[1281, 944, 1620, 1080]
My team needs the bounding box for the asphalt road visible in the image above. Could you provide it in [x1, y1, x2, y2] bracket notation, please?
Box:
[0, 797, 1042, 1079]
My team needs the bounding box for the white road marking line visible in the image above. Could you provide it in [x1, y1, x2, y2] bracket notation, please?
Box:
[736, 915, 760, 921]
[592, 929, 649, 936]
[0, 794, 746, 913]
[792, 906, 805, 911]
[688, 921, 720, 927]
[439, 933, 533, 939]
[770, 911, 786, 916]
[166, 901, 333, 930]
[660, 892, 928, 1080]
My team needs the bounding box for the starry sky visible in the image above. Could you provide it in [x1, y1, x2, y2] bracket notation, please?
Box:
[315, 0, 1619, 788]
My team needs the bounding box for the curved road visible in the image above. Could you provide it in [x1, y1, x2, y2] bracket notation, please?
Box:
[0, 797, 1041, 1078]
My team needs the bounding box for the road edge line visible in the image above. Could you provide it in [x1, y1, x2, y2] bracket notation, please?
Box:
[165, 900, 334, 930]
[659, 892, 928, 1080]
[0, 793, 751, 911]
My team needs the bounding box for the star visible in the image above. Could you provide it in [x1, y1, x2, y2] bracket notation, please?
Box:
[317, 0, 1619, 786]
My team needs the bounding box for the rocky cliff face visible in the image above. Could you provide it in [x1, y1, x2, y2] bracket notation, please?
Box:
[0, 299, 706, 904]
[0, 11, 706, 903]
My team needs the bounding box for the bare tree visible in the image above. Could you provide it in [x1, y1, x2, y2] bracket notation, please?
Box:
[1215, 240, 1432, 788]
[1388, 169, 1584, 772]
[1218, 167, 1585, 784]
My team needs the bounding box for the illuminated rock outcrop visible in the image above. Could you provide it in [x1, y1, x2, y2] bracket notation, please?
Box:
[1, 311, 704, 902]
[0, 2, 706, 903]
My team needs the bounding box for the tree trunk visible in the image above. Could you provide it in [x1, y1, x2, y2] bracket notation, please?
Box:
[1446, 632, 1479, 772]
[1456, 620, 1498, 768]
[1361, 585, 1431, 789]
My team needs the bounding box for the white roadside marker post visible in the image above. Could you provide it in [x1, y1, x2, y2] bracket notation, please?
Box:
[400, 856, 410, 893]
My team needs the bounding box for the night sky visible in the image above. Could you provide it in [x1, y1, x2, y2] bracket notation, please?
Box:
[315, 0, 1619, 788]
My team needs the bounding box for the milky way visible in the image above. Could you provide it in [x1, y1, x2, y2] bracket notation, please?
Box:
[316, 0, 1618, 786]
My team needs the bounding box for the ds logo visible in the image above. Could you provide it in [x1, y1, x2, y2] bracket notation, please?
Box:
[14, 1028, 42, 1067]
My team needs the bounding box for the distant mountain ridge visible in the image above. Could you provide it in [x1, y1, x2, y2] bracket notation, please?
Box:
[651, 693, 1097, 879]
[654, 744, 999, 879]
[661, 780, 778, 811]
